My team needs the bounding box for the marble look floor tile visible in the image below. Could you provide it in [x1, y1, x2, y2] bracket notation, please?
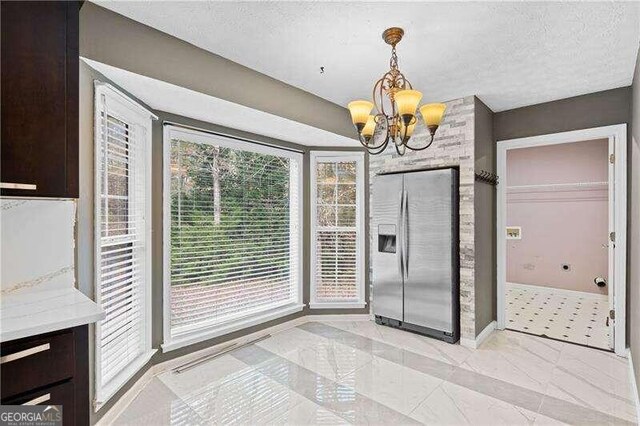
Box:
[460, 330, 560, 393]
[283, 339, 373, 382]
[267, 399, 349, 425]
[178, 364, 306, 425]
[114, 378, 204, 426]
[321, 319, 472, 366]
[257, 327, 329, 357]
[538, 394, 635, 426]
[409, 381, 536, 425]
[545, 346, 636, 422]
[232, 343, 420, 425]
[300, 322, 456, 381]
[117, 320, 635, 426]
[157, 354, 248, 398]
[532, 413, 570, 426]
[338, 355, 443, 415]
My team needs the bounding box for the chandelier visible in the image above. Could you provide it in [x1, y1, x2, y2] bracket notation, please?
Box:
[347, 27, 447, 156]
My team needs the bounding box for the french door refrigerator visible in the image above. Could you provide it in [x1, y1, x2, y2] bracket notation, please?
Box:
[372, 167, 460, 343]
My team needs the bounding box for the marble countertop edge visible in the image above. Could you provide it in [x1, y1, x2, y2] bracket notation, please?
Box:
[0, 287, 105, 342]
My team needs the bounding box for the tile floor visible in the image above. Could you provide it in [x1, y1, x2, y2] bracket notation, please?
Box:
[506, 283, 611, 350]
[114, 319, 636, 425]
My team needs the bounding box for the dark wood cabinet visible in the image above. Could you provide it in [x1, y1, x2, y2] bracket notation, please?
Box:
[1, 1, 79, 198]
[1, 326, 89, 426]
[3, 381, 75, 426]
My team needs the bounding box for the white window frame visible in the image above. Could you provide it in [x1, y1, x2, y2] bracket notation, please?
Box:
[162, 124, 304, 352]
[309, 151, 366, 309]
[93, 82, 157, 409]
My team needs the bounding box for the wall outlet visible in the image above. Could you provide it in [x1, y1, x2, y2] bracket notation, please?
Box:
[506, 226, 521, 240]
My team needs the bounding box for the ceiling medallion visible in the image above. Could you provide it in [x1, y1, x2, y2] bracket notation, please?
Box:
[347, 27, 447, 156]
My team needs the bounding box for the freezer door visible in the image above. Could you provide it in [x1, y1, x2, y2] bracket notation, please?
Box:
[403, 169, 458, 332]
[371, 173, 404, 321]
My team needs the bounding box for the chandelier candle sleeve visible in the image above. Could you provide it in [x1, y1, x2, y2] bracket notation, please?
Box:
[395, 90, 423, 124]
[399, 117, 417, 141]
[420, 103, 447, 134]
[362, 115, 376, 139]
[347, 100, 374, 132]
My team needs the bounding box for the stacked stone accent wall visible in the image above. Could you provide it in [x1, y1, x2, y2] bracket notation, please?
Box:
[368, 96, 476, 341]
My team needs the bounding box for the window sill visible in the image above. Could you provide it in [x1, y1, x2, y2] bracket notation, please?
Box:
[162, 303, 305, 353]
[94, 348, 156, 412]
[309, 302, 367, 310]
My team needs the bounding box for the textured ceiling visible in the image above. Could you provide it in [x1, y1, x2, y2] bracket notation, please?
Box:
[95, 1, 640, 112]
[83, 58, 358, 147]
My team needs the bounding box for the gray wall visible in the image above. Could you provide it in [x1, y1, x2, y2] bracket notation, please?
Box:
[494, 87, 632, 142]
[79, 2, 354, 139]
[79, 62, 369, 422]
[473, 98, 496, 335]
[629, 46, 640, 397]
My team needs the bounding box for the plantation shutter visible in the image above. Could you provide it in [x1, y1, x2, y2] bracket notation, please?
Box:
[166, 127, 302, 339]
[94, 83, 153, 404]
[311, 153, 365, 306]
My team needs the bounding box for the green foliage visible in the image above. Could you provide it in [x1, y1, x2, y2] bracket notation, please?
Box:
[170, 139, 292, 288]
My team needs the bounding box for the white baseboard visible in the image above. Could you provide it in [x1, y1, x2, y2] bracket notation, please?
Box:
[507, 282, 608, 301]
[96, 314, 372, 424]
[627, 349, 640, 422]
[460, 320, 496, 349]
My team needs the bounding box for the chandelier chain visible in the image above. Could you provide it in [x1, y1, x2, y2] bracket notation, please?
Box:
[389, 45, 399, 71]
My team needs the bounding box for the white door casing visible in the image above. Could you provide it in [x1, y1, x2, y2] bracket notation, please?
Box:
[608, 136, 615, 350]
[496, 124, 627, 356]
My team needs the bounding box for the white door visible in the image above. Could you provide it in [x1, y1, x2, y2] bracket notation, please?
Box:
[607, 136, 615, 350]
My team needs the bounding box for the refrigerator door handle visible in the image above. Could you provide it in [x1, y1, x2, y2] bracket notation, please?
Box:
[403, 190, 409, 278]
[397, 189, 404, 277]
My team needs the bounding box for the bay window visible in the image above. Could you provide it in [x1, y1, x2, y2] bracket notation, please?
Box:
[94, 82, 155, 407]
[163, 125, 303, 351]
[310, 151, 365, 309]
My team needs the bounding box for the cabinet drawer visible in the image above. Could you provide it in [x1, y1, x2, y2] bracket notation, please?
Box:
[1, 329, 75, 399]
[2, 380, 75, 426]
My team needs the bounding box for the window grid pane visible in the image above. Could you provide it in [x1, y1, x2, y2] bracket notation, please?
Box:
[168, 136, 300, 335]
[95, 96, 149, 398]
[314, 159, 361, 303]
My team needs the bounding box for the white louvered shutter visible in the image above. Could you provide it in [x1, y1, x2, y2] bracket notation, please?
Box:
[94, 83, 153, 404]
[166, 127, 302, 339]
[311, 153, 365, 306]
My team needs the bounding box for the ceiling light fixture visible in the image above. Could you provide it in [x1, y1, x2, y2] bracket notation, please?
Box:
[347, 27, 447, 156]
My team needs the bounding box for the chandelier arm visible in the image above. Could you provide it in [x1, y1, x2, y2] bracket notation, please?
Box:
[404, 133, 436, 151]
[373, 77, 384, 115]
[400, 122, 409, 143]
[362, 131, 390, 155]
[367, 140, 390, 155]
[394, 135, 406, 156]
[357, 133, 388, 151]
[357, 115, 391, 151]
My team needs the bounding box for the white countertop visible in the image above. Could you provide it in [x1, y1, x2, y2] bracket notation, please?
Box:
[1, 287, 105, 342]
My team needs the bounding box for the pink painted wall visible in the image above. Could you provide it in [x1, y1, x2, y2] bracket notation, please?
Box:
[506, 139, 609, 295]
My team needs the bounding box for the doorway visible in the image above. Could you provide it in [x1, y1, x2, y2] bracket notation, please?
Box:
[496, 125, 627, 356]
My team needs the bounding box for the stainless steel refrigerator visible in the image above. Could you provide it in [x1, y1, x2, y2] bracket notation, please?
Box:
[372, 167, 460, 343]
